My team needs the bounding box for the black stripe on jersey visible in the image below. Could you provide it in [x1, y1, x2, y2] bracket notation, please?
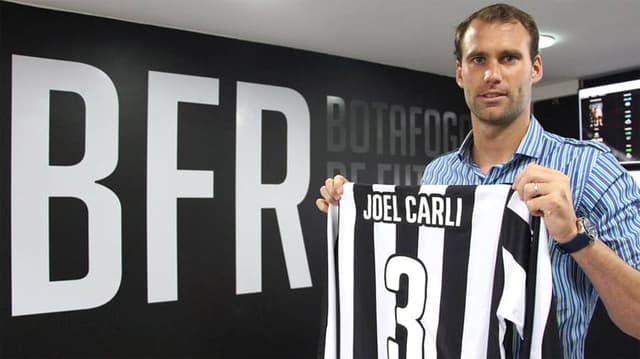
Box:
[395, 185, 420, 258]
[352, 184, 378, 358]
[393, 185, 421, 359]
[501, 190, 532, 269]
[521, 216, 539, 359]
[487, 246, 504, 358]
[436, 185, 476, 358]
[526, 217, 562, 358]
[488, 189, 532, 359]
[542, 293, 562, 357]
[486, 198, 508, 359]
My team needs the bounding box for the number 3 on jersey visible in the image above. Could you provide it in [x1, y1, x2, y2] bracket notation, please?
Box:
[385, 255, 427, 359]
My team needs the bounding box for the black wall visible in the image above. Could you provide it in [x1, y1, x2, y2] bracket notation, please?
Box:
[0, 2, 468, 357]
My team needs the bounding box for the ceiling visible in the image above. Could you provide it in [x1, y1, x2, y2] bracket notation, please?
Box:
[8, 0, 640, 88]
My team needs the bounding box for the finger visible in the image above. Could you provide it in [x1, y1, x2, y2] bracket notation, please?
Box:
[513, 163, 537, 189]
[513, 176, 537, 200]
[532, 181, 541, 198]
[513, 166, 533, 192]
[526, 192, 564, 217]
[325, 175, 348, 201]
[523, 195, 546, 217]
[513, 163, 552, 190]
[525, 181, 544, 201]
[323, 179, 338, 202]
[334, 175, 347, 187]
[324, 178, 334, 196]
[333, 175, 347, 197]
[513, 177, 527, 197]
[320, 186, 334, 203]
[315, 198, 329, 213]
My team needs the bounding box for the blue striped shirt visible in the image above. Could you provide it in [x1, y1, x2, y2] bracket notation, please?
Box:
[421, 116, 640, 358]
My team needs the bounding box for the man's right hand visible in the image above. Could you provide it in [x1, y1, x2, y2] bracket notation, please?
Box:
[315, 175, 349, 213]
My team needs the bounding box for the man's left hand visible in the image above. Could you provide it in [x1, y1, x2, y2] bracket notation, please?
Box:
[512, 163, 578, 243]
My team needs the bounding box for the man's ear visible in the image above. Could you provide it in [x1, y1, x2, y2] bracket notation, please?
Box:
[531, 55, 543, 84]
[455, 61, 464, 88]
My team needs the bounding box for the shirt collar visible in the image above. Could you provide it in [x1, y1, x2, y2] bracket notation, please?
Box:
[456, 115, 545, 163]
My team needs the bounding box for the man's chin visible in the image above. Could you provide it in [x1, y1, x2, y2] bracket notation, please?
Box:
[475, 112, 516, 126]
[475, 108, 505, 121]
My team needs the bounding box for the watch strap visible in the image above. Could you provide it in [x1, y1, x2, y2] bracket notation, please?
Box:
[556, 232, 594, 254]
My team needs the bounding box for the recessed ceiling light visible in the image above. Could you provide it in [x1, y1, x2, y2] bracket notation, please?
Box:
[539, 34, 557, 49]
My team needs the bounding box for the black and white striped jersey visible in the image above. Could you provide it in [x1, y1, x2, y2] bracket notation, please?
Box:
[321, 183, 560, 359]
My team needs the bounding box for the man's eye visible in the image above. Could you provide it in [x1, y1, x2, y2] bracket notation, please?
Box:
[471, 57, 484, 64]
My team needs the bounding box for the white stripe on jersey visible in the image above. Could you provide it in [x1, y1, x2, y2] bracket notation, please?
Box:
[459, 185, 510, 359]
[531, 217, 553, 358]
[337, 184, 356, 359]
[324, 203, 339, 359]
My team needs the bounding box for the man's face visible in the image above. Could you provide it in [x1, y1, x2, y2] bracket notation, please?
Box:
[593, 107, 603, 122]
[455, 19, 543, 127]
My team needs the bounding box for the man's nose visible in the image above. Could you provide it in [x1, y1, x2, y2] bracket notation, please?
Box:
[483, 61, 502, 83]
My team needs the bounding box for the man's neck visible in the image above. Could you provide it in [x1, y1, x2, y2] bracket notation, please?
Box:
[471, 115, 530, 175]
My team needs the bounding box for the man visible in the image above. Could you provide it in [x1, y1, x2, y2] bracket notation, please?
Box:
[316, 3, 640, 358]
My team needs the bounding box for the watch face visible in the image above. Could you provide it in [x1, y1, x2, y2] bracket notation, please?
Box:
[581, 217, 599, 238]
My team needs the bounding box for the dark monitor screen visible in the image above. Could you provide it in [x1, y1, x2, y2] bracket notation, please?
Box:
[578, 79, 640, 165]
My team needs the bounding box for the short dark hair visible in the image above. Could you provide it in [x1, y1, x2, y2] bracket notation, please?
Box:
[454, 3, 540, 62]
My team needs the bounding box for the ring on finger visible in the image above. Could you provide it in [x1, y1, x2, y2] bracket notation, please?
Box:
[533, 182, 539, 196]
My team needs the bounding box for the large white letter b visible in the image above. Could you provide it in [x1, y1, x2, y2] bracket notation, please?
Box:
[11, 55, 121, 316]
